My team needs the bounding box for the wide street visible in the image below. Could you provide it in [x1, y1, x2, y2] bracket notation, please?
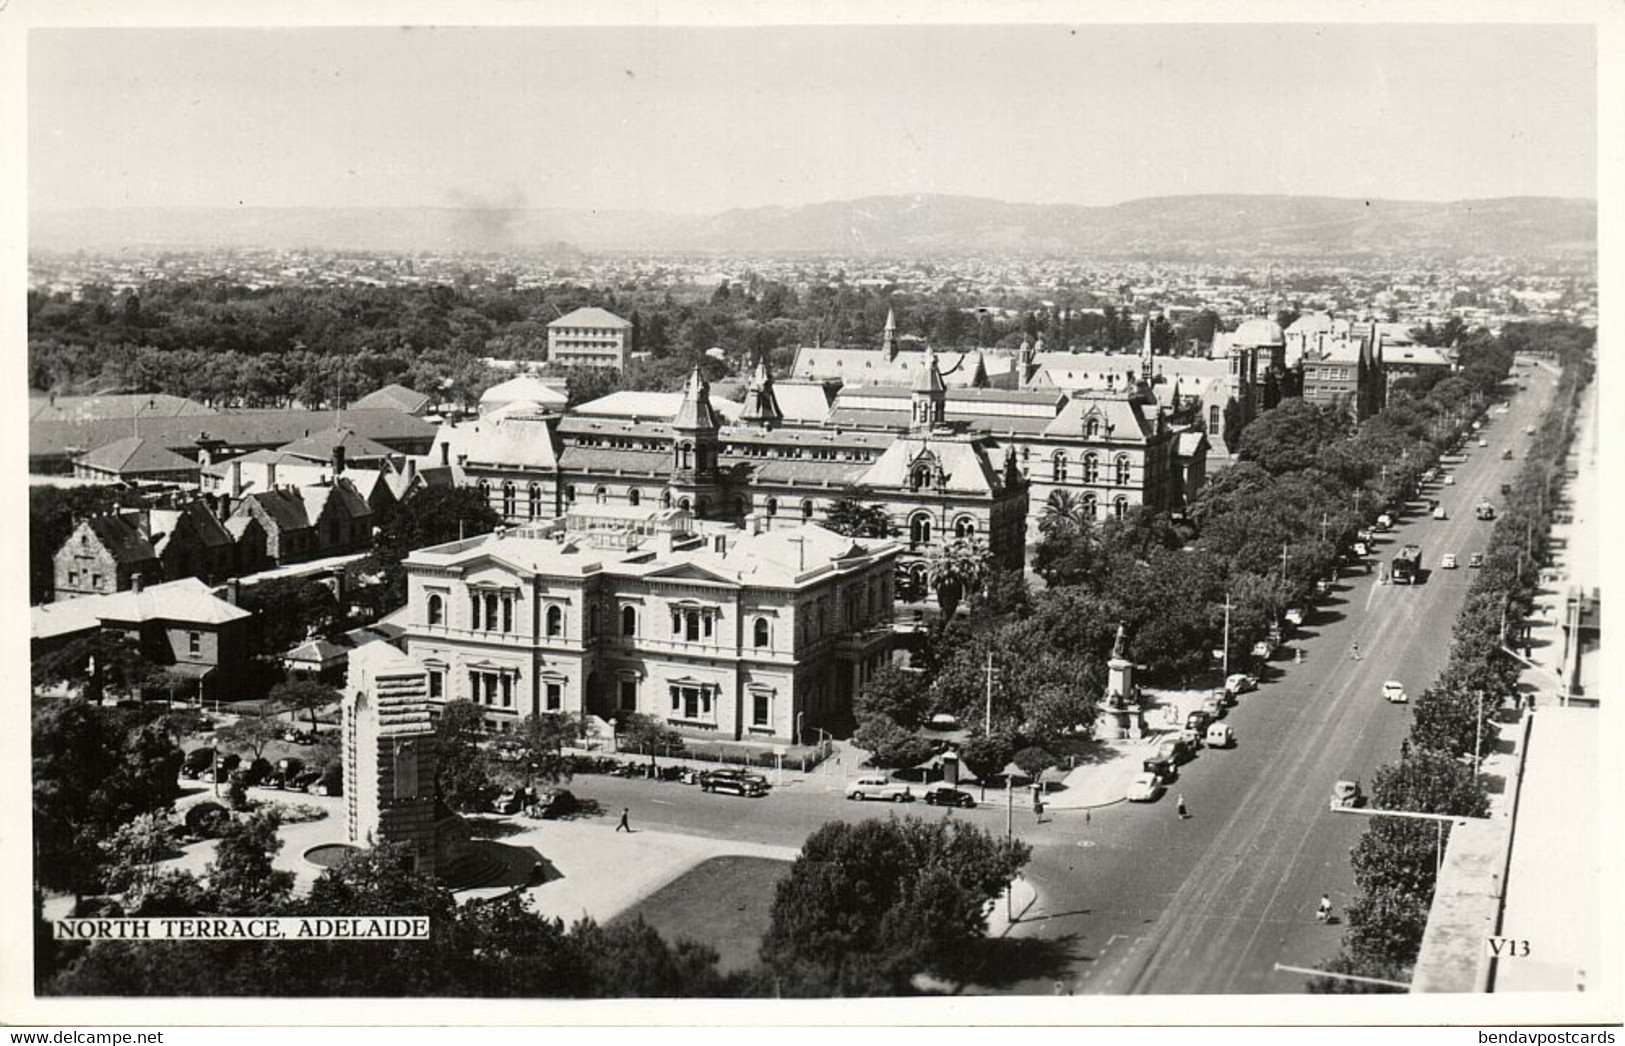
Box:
[541, 368, 1557, 996]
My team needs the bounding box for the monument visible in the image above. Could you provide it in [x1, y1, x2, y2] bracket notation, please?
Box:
[1103, 621, 1148, 740]
[344, 643, 469, 877]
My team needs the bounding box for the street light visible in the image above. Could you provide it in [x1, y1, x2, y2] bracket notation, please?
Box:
[1330, 806, 1480, 877]
[1501, 646, 1569, 708]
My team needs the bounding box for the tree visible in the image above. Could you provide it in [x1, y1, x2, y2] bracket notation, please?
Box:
[1342, 885, 1431, 968]
[956, 731, 1016, 799]
[1235, 398, 1348, 476]
[852, 714, 935, 771]
[32, 701, 183, 897]
[617, 712, 683, 767]
[372, 486, 502, 565]
[1012, 745, 1058, 778]
[760, 817, 1031, 995]
[238, 576, 342, 657]
[823, 496, 896, 539]
[435, 700, 493, 812]
[214, 715, 282, 763]
[270, 678, 339, 734]
[926, 538, 992, 619]
[207, 810, 295, 914]
[1369, 750, 1488, 818]
[506, 712, 579, 791]
[853, 665, 926, 731]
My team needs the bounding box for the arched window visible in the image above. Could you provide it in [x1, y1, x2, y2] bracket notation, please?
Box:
[660, 490, 673, 509]
[1115, 454, 1131, 486]
[502, 481, 516, 517]
[911, 466, 933, 491]
[594, 486, 607, 505]
[954, 516, 976, 540]
[678, 497, 691, 513]
[528, 482, 541, 519]
[1084, 417, 1101, 438]
[733, 495, 748, 518]
[1051, 452, 1068, 483]
[564, 484, 576, 504]
[766, 497, 778, 516]
[627, 488, 641, 507]
[477, 479, 491, 505]
[677, 442, 693, 470]
[621, 605, 637, 637]
[546, 605, 563, 638]
[1081, 493, 1098, 520]
[1083, 453, 1100, 483]
[801, 499, 814, 520]
[1114, 496, 1130, 520]
[753, 618, 771, 649]
[909, 513, 932, 546]
[427, 594, 443, 626]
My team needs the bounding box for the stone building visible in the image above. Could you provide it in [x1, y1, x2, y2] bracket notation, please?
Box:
[53, 513, 163, 600]
[547, 307, 634, 370]
[399, 510, 899, 743]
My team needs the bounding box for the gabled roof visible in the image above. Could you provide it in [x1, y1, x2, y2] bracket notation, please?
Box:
[1041, 392, 1157, 442]
[574, 390, 744, 423]
[31, 393, 215, 423]
[771, 381, 835, 423]
[549, 306, 632, 330]
[76, 513, 159, 565]
[74, 436, 200, 476]
[240, 488, 315, 533]
[856, 436, 1001, 495]
[277, 426, 398, 463]
[32, 408, 437, 462]
[151, 501, 236, 553]
[454, 414, 563, 470]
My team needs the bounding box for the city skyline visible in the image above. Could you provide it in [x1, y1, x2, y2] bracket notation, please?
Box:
[28, 22, 1598, 217]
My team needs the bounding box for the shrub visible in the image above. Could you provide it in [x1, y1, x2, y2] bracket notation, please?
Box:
[183, 802, 230, 838]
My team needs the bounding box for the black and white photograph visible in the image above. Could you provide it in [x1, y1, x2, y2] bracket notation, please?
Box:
[5, 0, 1616, 1033]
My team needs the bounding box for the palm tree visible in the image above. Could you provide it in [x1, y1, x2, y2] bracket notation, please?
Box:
[1039, 489, 1088, 537]
[927, 538, 992, 619]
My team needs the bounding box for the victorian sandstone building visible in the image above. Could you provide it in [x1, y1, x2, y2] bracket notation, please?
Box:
[398, 510, 899, 744]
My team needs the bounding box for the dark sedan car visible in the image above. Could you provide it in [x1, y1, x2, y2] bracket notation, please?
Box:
[921, 785, 976, 808]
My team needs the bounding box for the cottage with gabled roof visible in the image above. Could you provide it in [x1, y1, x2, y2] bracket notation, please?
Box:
[52, 512, 163, 600]
[72, 436, 201, 484]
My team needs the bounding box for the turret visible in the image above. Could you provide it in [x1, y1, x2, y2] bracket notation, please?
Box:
[739, 357, 783, 430]
[910, 349, 947, 433]
[671, 368, 719, 477]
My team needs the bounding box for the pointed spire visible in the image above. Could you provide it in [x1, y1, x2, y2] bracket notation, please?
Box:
[740, 356, 783, 429]
[1002, 445, 1022, 490]
[1141, 310, 1156, 383]
[970, 349, 989, 389]
[672, 367, 718, 431]
[882, 306, 898, 360]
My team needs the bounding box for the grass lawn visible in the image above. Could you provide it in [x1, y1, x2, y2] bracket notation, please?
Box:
[611, 855, 791, 974]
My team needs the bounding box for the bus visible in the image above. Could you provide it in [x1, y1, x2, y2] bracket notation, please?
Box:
[1392, 546, 1423, 584]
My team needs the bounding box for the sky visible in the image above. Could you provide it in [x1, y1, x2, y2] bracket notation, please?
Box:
[27, 22, 1599, 214]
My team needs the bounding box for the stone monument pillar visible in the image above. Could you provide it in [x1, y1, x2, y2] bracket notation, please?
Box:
[1104, 622, 1148, 740]
[344, 643, 444, 876]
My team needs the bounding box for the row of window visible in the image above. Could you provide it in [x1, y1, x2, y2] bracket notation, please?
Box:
[1050, 452, 1135, 485]
[428, 592, 788, 649]
[431, 669, 775, 730]
[906, 514, 979, 546]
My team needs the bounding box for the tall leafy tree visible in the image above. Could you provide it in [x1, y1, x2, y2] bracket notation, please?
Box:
[926, 538, 991, 620]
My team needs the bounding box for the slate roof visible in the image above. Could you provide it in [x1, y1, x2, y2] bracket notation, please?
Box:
[74, 437, 201, 477]
[33, 408, 437, 461]
[479, 375, 570, 410]
[278, 426, 399, 463]
[351, 383, 432, 414]
[31, 393, 215, 423]
[558, 446, 670, 475]
[150, 502, 236, 553]
[856, 436, 1002, 495]
[767, 380, 831, 423]
[574, 390, 744, 423]
[80, 513, 160, 565]
[1041, 393, 1158, 442]
[445, 414, 563, 471]
[549, 306, 633, 330]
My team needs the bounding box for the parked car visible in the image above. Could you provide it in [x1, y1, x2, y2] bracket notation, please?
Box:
[1142, 754, 1176, 782]
[699, 768, 770, 797]
[1284, 607, 1305, 628]
[1125, 772, 1164, 803]
[1468, 552, 1484, 568]
[846, 775, 915, 802]
[1225, 673, 1258, 697]
[1441, 553, 1458, 569]
[1251, 639, 1275, 660]
[1330, 779, 1363, 810]
[290, 770, 323, 791]
[1432, 506, 1448, 520]
[926, 714, 960, 731]
[492, 787, 531, 815]
[526, 787, 576, 818]
[1502, 448, 1514, 460]
[921, 785, 976, 808]
[1167, 734, 1201, 764]
[1374, 514, 1394, 531]
[1202, 694, 1226, 719]
[1185, 710, 1212, 734]
[181, 748, 215, 780]
[1477, 437, 1488, 447]
[1204, 723, 1235, 749]
[1352, 541, 1369, 557]
[1382, 680, 1409, 703]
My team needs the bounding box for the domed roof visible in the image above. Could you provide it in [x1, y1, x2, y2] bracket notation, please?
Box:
[1232, 318, 1286, 347]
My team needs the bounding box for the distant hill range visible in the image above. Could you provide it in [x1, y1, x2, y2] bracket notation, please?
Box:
[31, 193, 1596, 258]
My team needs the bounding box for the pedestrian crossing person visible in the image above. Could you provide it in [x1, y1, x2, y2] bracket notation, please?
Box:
[1176, 794, 1188, 820]
[1317, 894, 1332, 922]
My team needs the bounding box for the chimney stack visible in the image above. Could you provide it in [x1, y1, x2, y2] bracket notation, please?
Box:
[440, 442, 450, 467]
[230, 460, 243, 498]
[331, 444, 347, 476]
[266, 461, 278, 489]
[132, 575, 144, 593]
[405, 458, 417, 483]
[225, 579, 240, 605]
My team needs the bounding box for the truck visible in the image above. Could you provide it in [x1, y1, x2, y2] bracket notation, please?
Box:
[1391, 545, 1423, 584]
[1475, 500, 1496, 521]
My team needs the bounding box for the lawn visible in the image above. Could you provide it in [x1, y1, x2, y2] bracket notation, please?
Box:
[611, 855, 791, 974]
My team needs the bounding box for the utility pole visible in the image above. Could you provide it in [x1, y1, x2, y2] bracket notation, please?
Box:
[1006, 778, 1014, 841]
[1222, 593, 1233, 681]
[1321, 512, 1329, 544]
[984, 651, 997, 735]
[1474, 690, 1484, 772]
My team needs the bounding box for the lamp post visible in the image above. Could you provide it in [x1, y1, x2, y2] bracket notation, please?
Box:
[983, 650, 998, 735]
[1330, 806, 1480, 877]
[795, 710, 804, 747]
[1501, 646, 1568, 708]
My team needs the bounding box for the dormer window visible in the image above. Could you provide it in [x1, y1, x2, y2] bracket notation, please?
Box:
[1084, 417, 1101, 438]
